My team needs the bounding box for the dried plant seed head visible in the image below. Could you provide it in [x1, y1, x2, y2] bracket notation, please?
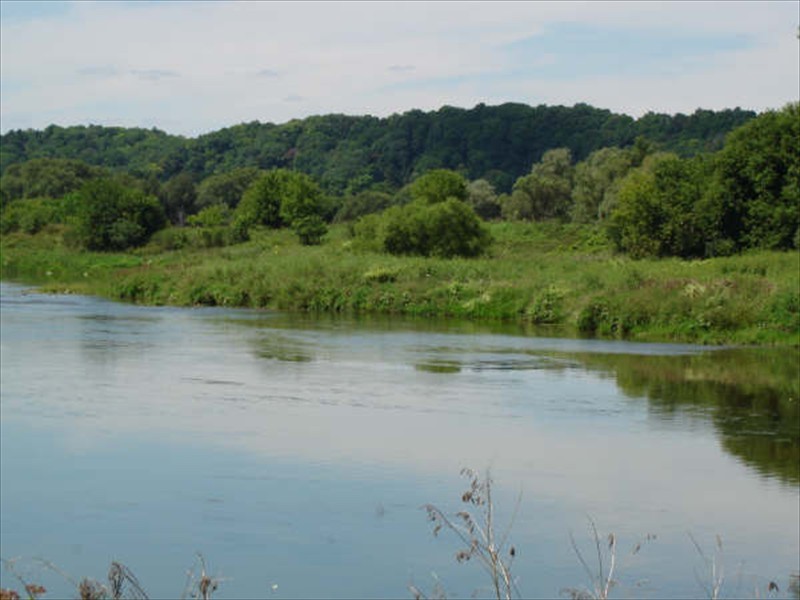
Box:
[509, 546, 516, 557]
[24, 584, 46, 598]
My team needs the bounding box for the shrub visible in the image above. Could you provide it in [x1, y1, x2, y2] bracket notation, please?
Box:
[382, 199, 492, 258]
[75, 178, 166, 251]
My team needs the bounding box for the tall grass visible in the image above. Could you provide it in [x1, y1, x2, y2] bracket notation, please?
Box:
[2, 222, 798, 345]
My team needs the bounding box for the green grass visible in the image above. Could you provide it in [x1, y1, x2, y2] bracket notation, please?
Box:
[2, 222, 798, 346]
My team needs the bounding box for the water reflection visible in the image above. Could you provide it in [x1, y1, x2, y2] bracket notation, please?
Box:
[554, 349, 800, 484]
[2, 281, 799, 599]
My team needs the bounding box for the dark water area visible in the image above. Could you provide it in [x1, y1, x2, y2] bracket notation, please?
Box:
[1, 281, 797, 598]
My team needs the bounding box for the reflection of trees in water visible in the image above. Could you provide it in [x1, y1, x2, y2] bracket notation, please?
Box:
[565, 348, 800, 485]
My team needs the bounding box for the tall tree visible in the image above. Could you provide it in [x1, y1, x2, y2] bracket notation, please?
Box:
[161, 172, 197, 226]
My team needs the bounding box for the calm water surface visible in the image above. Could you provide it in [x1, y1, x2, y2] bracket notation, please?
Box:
[1, 281, 798, 598]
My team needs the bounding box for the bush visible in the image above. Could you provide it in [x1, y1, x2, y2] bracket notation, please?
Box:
[382, 199, 491, 258]
[75, 178, 166, 251]
[410, 169, 468, 204]
[187, 204, 232, 228]
[235, 169, 328, 244]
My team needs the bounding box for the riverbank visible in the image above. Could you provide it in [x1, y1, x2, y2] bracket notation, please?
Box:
[1, 222, 798, 346]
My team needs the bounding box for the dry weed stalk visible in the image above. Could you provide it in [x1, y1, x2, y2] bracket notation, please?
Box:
[180, 554, 221, 600]
[562, 518, 656, 600]
[417, 468, 522, 600]
[1, 556, 148, 600]
[689, 533, 725, 600]
[1, 558, 47, 600]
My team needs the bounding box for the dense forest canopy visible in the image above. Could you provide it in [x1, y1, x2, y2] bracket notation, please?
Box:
[0, 102, 756, 195]
[2, 101, 796, 260]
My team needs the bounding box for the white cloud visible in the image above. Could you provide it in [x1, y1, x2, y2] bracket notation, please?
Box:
[1, 1, 797, 135]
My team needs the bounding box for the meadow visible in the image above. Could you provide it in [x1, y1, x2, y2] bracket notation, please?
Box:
[2, 221, 797, 347]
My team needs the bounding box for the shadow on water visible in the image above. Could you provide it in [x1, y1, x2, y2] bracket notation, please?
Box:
[252, 332, 313, 363]
[231, 306, 799, 485]
[554, 347, 800, 485]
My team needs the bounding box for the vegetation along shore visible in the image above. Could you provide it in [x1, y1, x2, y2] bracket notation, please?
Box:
[1, 101, 798, 346]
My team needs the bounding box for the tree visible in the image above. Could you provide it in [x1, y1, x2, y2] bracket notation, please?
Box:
[607, 154, 711, 258]
[466, 179, 501, 220]
[235, 170, 287, 229]
[196, 167, 262, 210]
[333, 189, 394, 223]
[382, 198, 491, 258]
[570, 147, 633, 223]
[0, 158, 106, 208]
[75, 178, 166, 251]
[710, 102, 800, 250]
[234, 169, 328, 245]
[409, 169, 468, 204]
[503, 148, 574, 221]
[161, 172, 197, 225]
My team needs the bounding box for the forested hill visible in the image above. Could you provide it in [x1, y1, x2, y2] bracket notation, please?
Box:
[0, 102, 756, 194]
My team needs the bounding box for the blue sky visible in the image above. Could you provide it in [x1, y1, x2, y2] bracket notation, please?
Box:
[1, 1, 797, 136]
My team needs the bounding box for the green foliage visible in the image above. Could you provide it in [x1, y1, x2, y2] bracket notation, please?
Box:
[196, 167, 262, 209]
[187, 204, 232, 228]
[0, 158, 107, 208]
[409, 169, 468, 204]
[334, 189, 394, 223]
[1, 104, 756, 199]
[466, 179, 501, 220]
[291, 214, 328, 246]
[75, 178, 166, 251]
[503, 148, 574, 221]
[161, 172, 197, 225]
[571, 147, 635, 222]
[3, 222, 797, 346]
[608, 154, 712, 258]
[234, 169, 328, 245]
[382, 199, 491, 258]
[235, 170, 288, 229]
[0, 124, 183, 178]
[607, 104, 800, 259]
[711, 102, 800, 251]
[1, 198, 59, 234]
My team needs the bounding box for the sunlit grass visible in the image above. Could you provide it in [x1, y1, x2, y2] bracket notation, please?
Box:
[2, 222, 798, 346]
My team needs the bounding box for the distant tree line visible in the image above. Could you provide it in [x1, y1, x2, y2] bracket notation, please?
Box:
[1, 102, 756, 195]
[1, 102, 796, 259]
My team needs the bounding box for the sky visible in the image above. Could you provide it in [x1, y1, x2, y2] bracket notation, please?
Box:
[1, 0, 798, 137]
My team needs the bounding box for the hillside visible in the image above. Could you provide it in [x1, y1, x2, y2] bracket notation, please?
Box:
[0, 102, 756, 194]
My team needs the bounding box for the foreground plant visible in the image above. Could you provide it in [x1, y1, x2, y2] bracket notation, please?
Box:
[413, 468, 522, 600]
[0, 554, 220, 600]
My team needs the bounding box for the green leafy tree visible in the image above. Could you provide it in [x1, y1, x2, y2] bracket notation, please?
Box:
[0, 158, 106, 209]
[466, 179, 501, 220]
[235, 170, 287, 229]
[503, 148, 574, 221]
[382, 198, 491, 258]
[196, 167, 262, 210]
[234, 169, 328, 245]
[710, 102, 800, 250]
[409, 169, 468, 204]
[571, 147, 634, 222]
[161, 172, 197, 225]
[608, 154, 711, 258]
[75, 178, 166, 250]
[333, 189, 394, 223]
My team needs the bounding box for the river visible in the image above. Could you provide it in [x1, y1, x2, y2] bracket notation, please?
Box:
[0, 281, 797, 599]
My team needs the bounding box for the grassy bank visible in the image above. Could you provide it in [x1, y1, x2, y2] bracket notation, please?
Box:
[2, 222, 798, 346]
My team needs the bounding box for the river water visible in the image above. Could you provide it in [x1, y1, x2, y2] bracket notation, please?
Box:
[0, 281, 797, 599]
